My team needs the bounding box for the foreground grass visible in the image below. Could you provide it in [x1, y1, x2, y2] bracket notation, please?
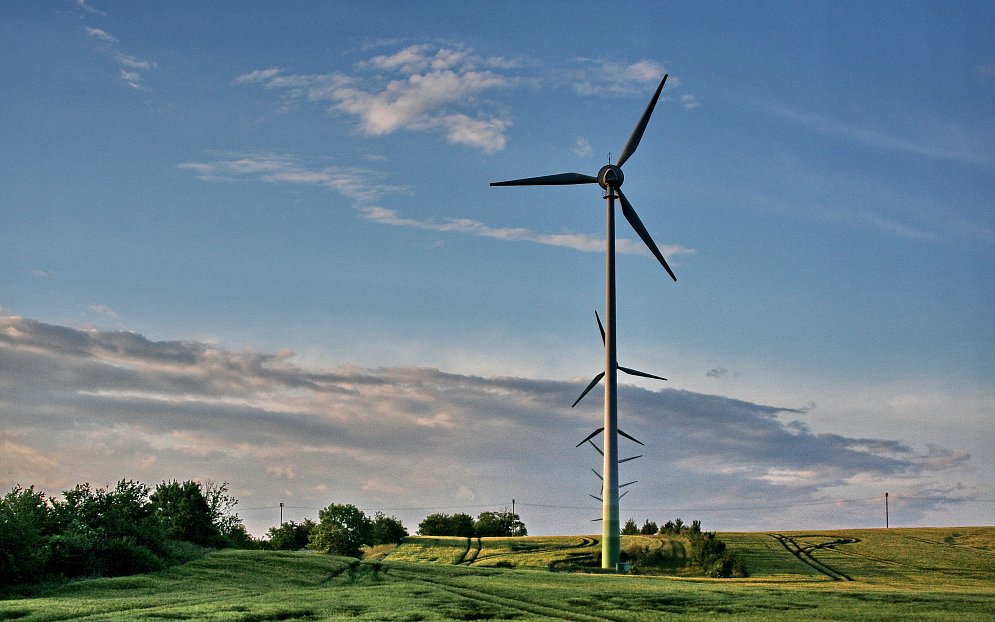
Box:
[1, 527, 992, 621]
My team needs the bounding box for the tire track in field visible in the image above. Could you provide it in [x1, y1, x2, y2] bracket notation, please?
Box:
[453, 537, 472, 564]
[770, 534, 854, 581]
[390, 567, 615, 622]
[899, 533, 995, 555]
[461, 537, 482, 565]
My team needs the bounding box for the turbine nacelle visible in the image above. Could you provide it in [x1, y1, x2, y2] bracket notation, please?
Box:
[597, 164, 624, 190]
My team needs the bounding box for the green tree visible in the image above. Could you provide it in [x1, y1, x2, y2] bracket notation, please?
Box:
[267, 519, 316, 550]
[309, 504, 370, 557]
[621, 518, 639, 535]
[0, 485, 54, 587]
[474, 510, 526, 537]
[150, 480, 221, 546]
[418, 512, 475, 537]
[369, 512, 407, 545]
[640, 520, 658, 535]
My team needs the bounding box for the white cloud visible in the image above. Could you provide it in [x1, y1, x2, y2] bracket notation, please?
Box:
[574, 137, 593, 158]
[360, 205, 693, 258]
[570, 58, 665, 96]
[89, 304, 119, 319]
[234, 67, 282, 84]
[681, 94, 700, 110]
[116, 54, 154, 71]
[177, 153, 396, 204]
[84, 26, 117, 43]
[178, 152, 693, 258]
[76, 0, 105, 16]
[237, 44, 514, 152]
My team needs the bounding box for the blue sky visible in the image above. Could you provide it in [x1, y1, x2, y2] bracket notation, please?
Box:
[1, 1, 993, 536]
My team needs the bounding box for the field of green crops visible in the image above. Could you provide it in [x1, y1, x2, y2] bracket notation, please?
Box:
[2, 526, 992, 621]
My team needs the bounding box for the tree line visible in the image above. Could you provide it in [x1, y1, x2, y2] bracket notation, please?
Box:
[2, 480, 529, 588]
[1, 480, 250, 588]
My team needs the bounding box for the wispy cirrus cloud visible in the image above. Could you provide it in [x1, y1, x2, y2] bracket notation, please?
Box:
[84, 26, 116, 43]
[178, 152, 694, 257]
[177, 152, 399, 204]
[764, 101, 994, 165]
[359, 206, 695, 259]
[0, 315, 976, 535]
[83, 24, 156, 90]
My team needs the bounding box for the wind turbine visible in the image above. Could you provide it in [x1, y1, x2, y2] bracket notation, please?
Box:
[491, 75, 675, 570]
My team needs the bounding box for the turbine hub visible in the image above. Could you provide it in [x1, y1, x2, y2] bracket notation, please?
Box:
[597, 164, 624, 189]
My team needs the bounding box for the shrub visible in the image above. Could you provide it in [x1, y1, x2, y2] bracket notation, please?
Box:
[621, 519, 639, 535]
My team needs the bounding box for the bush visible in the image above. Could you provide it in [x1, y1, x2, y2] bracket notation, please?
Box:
[621, 519, 639, 535]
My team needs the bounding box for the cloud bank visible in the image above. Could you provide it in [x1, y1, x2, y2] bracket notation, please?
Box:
[0, 316, 973, 535]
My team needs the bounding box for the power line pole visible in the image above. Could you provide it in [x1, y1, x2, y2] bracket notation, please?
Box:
[885, 493, 889, 528]
[280, 502, 284, 526]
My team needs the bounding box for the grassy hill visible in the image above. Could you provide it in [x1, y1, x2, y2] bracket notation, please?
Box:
[1, 526, 992, 621]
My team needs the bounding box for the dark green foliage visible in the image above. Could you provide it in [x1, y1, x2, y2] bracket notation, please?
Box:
[267, 520, 316, 550]
[0, 486, 54, 587]
[621, 519, 639, 535]
[417, 513, 475, 537]
[310, 504, 371, 557]
[473, 510, 526, 537]
[151, 480, 223, 547]
[1, 477, 249, 589]
[369, 512, 408, 545]
[640, 520, 658, 535]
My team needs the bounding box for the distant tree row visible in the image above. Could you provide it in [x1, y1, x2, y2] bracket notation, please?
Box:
[417, 510, 527, 538]
[621, 517, 702, 536]
[0, 480, 251, 588]
[265, 507, 528, 557]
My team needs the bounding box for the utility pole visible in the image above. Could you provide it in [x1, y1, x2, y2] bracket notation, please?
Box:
[511, 499, 516, 536]
[885, 493, 889, 529]
[280, 502, 284, 526]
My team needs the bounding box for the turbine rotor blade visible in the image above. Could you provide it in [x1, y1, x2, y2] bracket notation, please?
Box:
[595, 310, 605, 345]
[618, 428, 645, 446]
[576, 427, 605, 447]
[490, 173, 598, 186]
[619, 490, 630, 499]
[571, 371, 605, 407]
[618, 188, 677, 281]
[589, 495, 603, 502]
[620, 480, 638, 488]
[591, 468, 603, 481]
[618, 365, 667, 381]
[619, 455, 642, 464]
[586, 439, 604, 456]
[615, 74, 667, 168]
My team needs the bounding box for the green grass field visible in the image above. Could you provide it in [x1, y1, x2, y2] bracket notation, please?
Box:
[2, 527, 992, 621]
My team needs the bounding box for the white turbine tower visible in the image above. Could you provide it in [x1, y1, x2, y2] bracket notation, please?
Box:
[491, 75, 675, 570]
